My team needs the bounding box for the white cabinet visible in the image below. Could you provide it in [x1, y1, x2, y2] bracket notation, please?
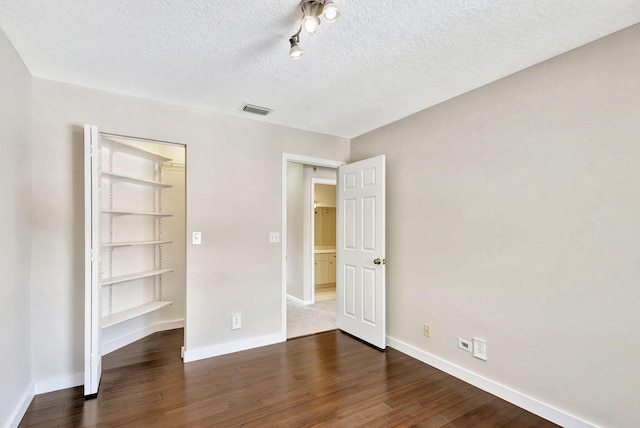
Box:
[328, 253, 336, 283]
[99, 135, 174, 328]
[314, 252, 336, 285]
[315, 254, 329, 284]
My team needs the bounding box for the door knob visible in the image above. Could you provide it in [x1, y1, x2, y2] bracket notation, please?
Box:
[374, 258, 381, 265]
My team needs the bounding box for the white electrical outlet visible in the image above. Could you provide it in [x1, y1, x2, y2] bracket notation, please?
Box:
[473, 338, 487, 360]
[192, 231, 202, 245]
[269, 232, 280, 243]
[458, 338, 472, 352]
[423, 323, 431, 338]
[231, 313, 242, 330]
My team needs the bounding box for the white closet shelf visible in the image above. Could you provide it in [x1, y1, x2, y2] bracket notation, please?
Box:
[103, 209, 172, 217]
[102, 240, 173, 248]
[102, 301, 172, 328]
[101, 268, 174, 286]
[101, 136, 173, 162]
[102, 172, 172, 188]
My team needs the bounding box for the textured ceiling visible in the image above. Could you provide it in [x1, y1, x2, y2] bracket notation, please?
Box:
[1, 1, 639, 138]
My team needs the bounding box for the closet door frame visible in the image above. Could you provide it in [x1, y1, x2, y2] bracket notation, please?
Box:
[84, 125, 187, 398]
[84, 124, 102, 398]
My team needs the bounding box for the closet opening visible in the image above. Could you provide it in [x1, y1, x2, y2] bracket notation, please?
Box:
[84, 126, 186, 396]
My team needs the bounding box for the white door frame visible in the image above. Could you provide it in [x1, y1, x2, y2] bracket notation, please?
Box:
[281, 153, 345, 337]
[310, 177, 337, 304]
[84, 125, 102, 397]
[84, 126, 188, 397]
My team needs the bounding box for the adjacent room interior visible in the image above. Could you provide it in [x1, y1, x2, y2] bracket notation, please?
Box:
[286, 167, 338, 339]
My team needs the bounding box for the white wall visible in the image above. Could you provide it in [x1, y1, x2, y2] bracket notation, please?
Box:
[29, 77, 350, 384]
[351, 24, 640, 428]
[0, 27, 33, 427]
[286, 163, 304, 301]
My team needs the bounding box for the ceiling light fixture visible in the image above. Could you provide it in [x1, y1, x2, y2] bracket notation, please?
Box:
[289, 34, 304, 60]
[288, 0, 341, 60]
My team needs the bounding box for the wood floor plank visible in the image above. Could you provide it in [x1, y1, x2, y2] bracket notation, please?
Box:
[19, 329, 560, 427]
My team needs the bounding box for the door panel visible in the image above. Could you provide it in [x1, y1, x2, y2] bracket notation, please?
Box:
[363, 196, 376, 250]
[344, 198, 357, 249]
[344, 264, 356, 317]
[84, 124, 102, 397]
[337, 155, 386, 349]
[362, 268, 376, 324]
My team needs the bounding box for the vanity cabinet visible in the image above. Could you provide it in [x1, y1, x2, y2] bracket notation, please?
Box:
[314, 252, 336, 285]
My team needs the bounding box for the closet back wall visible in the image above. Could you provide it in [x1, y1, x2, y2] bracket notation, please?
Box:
[29, 78, 350, 391]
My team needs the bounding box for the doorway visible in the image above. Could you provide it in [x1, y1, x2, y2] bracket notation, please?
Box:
[281, 153, 387, 349]
[281, 154, 343, 339]
[84, 126, 187, 396]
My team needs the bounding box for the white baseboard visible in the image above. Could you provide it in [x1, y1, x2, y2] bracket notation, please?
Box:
[286, 294, 312, 305]
[5, 383, 34, 428]
[386, 336, 596, 428]
[34, 372, 83, 395]
[102, 319, 185, 355]
[183, 333, 284, 363]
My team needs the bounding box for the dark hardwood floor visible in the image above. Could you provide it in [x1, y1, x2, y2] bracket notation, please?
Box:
[20, 329, 559, 427]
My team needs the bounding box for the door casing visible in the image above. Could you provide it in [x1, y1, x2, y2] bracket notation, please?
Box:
[281, 154, 344, 336]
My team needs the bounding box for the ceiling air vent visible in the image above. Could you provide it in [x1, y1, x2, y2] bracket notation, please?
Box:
[241, 103, 272, 116]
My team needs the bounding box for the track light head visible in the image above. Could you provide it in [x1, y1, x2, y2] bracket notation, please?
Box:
[289, 35, 304, 60]
[322, 1, 340, 23]
[301, 15, 320, 35]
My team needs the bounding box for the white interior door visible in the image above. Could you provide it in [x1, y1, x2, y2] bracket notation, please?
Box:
[337, 155, 386, 349]
[84, 124, 102, 397]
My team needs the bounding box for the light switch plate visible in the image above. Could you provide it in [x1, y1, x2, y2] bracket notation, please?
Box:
[269, 232, 280, 243]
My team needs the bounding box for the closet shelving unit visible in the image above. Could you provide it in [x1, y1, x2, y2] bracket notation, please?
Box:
[99, 136, 174, 329]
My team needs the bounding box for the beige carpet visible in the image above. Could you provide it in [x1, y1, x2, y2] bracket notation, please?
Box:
[287, 299, 337, 339]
